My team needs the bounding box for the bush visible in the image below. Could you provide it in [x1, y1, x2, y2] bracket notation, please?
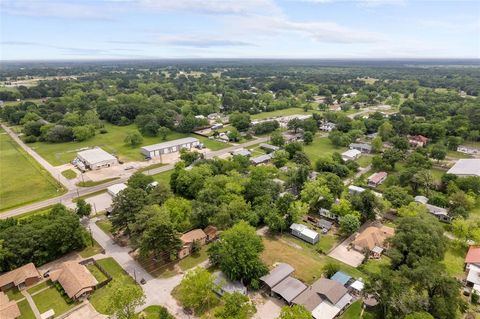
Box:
[99, 128, 108, 134]
[23, 135, 37, 143]
[323, 262, 340, 278]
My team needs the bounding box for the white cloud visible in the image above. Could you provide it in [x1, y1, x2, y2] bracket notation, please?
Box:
[138, 0, 279, 15]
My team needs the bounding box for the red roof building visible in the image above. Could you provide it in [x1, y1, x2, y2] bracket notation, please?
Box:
[409, 135, 429, 147]
[367, 172, 388, 187]
[465, 246, 480, 266]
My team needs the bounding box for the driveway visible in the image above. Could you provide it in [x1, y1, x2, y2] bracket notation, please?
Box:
[67, 193, 112, 214]
[328, 242, 364, 267]
[253, 295, 283, 319]
[63, 303, 107, 319]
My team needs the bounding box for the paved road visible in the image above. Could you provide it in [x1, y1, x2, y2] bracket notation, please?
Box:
[1, 123, 75, 190]
[87, 218, 200, 319]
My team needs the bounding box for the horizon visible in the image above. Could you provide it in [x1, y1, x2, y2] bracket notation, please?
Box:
[1, 0, 479, 61]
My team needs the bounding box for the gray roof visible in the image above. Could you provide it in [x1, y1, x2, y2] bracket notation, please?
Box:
[260, 143, 280, 151]
[260, 263, 294, 288]
[141, 137, 199, 152]
[350, 143, 372, 151]
[271, 276, 307, 303]
[293, 278, 348, 310]
[232, 148, 251, 157]
[318, 219, 333, 230]
[425, 203, 448, 216]
[250, 153, 272, 164]
[77, 147, 116, 164]
[447, 159, 480, 176]
[290, 223, 319, 240]
[414, 196, 429, 205]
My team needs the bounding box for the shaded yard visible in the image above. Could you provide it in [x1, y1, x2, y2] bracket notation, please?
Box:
[5, 287, 24, 301]
[78, 239, 104, 258]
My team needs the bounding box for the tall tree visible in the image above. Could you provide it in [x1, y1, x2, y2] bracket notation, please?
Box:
[107, 281, 145, 319]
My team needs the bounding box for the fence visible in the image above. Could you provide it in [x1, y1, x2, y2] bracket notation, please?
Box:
[80, 258, 112, 289]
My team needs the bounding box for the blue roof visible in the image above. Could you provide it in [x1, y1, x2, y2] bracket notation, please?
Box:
[331, 271, 352, 286]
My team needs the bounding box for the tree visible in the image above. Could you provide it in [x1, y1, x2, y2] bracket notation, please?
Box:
[158, 126, 170, 140]
[300, 179, 334, 211]
[177, 268, 218, 314]
[75, 199, 92, 218]
[391, 136, 410, 151]
[111, 187, 148, 232]
[147, 182, 172, 205]
[278, 305, 311, 319]
[124, 131, 143, 147]
[397, 202, 428, 218]
[284, 142, 303, 159]
[339, 214, 360, 235]
[128, 172, 154, 191]
[323, 262, 340, 278]
[72, 125, 95, 141]
[108, 281, 145, 319]
[378, 121, 393, 140]
[208, 221, 267, 284]
[227, 127, 241, 142]
[158, 307, 175, 319]
[303, 131, 313, 145]
[179, 149, 202, 166]
[270, 130, 285, 147]
[404, 312, 434, 319]
[371, 136, 383, 153]
[384, 186, 413, 208]
[389, 215, 446, 269]
[430, 144, 447, 162]
[272, 150, 289, 168]
[229, 112, 251, 131]
[215, 292, 256, 319]
[382, 148, 403, 170]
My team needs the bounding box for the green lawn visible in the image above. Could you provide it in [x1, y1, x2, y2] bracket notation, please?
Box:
[251, 107, 318, 120]
[79, 239, 104, 258]
[0, 129, 65, 212]
[442, 241, 468, 278]
[357, 155, 372, 168]
[178, 246, 209, 271]
[96, 219, 113, 236]
[360, 257, 391, 276]
[5, 287, 24, 301]
[447, 150, 472, 159]
[28, 123, 229, 166]
[316, 233, 339, 254]
[27, 281, 53, 295]
[152, 170, 174, 185]
[340, 300, 363, 319]
[31, 287, 76, 316]
[76, 177, 119, 187]
[17, 299, 36, 319]
[303, 135, 346, 163]
[14, 206, 53, 220]
[136, 306, 174, 319]
[430, 168, 446, 184]
[87, 264, 108, 283]
[61, 169, 77, 179]
[89, 258, 138, 315]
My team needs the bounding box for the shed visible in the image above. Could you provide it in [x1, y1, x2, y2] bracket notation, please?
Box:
[414, 195, 429, 205]
[250, 154, 272, 165]
[349, 143, 372, 153]
[140, 137, 200, 158]
[348, 185, 365, 194]
[290, 223, 319, 244]
[317, 219, 333, 231]
[231, 148, 251, 157]
[76, 148, 118, 170]
[107, 183, 127, 197]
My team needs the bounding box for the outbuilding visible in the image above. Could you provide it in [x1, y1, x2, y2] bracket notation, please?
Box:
[76, 148, 118, 170]
[290, 223, 319, 244]
[140, 137, 200, 159]
[341, 149, 361, 161]
[107, 183, 127, 198]
[447, 159, 480, 177]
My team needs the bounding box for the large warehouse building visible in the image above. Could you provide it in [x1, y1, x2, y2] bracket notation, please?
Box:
[447, 159, 480, 177]
[75, 148, 118, 170]
[140, 137, 200, 158]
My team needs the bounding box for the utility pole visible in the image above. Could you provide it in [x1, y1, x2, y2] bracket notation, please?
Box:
[88, 226, 93, 247]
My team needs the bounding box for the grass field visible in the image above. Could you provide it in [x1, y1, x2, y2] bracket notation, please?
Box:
[31, 287, 76, 316]
[0, 129, 64, 212]
[76, 177, 119, 187]
[136, 306, 174, 319]
[17, 299, 36, 319]
[14, 206, 53, 220]
[28, 123, 230, 166]
[261, 235, 363, 285]
[357, 155, 372, 168]
[442, 241, 468, 278]
[152, 170, 174, 185]
[340, 300, 362, 319]
[61, 169, 77, 179]
[27, 281, 53, 295]
[90, 258, 138, 314]
[303, 135, 346, 163]
[316, 233, 339, 254]
[79, 239, 104, 258]
[251, 107, 318, 120]
[87, 264, 108, 283]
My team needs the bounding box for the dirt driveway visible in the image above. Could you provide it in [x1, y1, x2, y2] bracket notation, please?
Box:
[252, 294, 283, 319]
[328, 240, 364, 267]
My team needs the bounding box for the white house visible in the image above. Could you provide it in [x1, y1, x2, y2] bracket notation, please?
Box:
[140, 137, 200, 159]
[341, 149, 362, 161]
[290, 223, 319, 244]
[107, 183, 127, 197]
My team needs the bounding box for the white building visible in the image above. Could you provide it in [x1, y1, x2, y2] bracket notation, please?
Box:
[140, 137, 200, 159]
[107, 183, 127, 197]
[447, 159, 480, 177]
[290, 223, 319, 244]
[75, 148, 118, 170]
[341, 149, 361, 161]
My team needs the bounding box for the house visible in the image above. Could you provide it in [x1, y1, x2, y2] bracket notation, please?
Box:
[75, 148, 118, 170]
[260, 263, 294, 290]
[319, 208, 339, 221]
[213, 271, 247, 296]
[231, 148, 251, 157]
[348, 185, 365, 195]
[409, 135, 429, 147]
[178, 229, 207, 259]
[293, 278, 353, 319]
[457, 146, 479, 155]
[367, 172, 387, 187]
[352, 225, 395, 257]
[260, 143, 280, 153]
[414, 196, 451, 222]
[320, 122, 336, 132]
[0, 292, 20, 319]
[49, 261, 97, 300]
[290, 223, 319, 244]
[0, 263, 41, 291]
[203, 226, 218, 242]
[349, 143, 372, 153]
[250, 154, 273, 166]
[414, 195, 428, 205]
[140, 137, 200, 159]
[107, 183, 127, 197]
[341, 149, 362, 161]
[465, 246, 480, 294]
[330, 272, 352, 287]
[465, 246, 480, 268]
[447, 159, 480, 177]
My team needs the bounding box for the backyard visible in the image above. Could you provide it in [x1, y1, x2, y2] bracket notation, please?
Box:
[303, 135, 346, 163]
[27, 123, 230, 166]
[89, 257, 138, 314]
[31, 286, 76, 316]
[0, 129, 64, 211]
[17, 299, 35, 319]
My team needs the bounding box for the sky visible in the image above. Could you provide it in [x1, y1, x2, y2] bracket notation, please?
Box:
[1, 0, 479, 60]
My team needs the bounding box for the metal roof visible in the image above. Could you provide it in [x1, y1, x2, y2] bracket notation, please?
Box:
[77, 147, 116, 165]
[260, 263, 294, 288]
[271, 276, 307, 303]
[341, 149, 361, 158]
[290, 223, 319, 240]
[141, 137, 199, 152]
[447, 159, 480, 176]
[330, 271, 351, 286]
[250, 153, 272, 164]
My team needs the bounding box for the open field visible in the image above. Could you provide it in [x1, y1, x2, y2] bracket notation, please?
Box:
[90, 257, 138, 314]
[261, 235, 363, 285]
[61, 169, 77, 179]
[251, 107, 318, 120]
[31, 286, 76, 316]
[303, 135, 346, 163]
[28, 123, 230, 166]
[76, 177, 119, 187]
[0, 129, 64, 212]
[17, 299, 36, 319]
